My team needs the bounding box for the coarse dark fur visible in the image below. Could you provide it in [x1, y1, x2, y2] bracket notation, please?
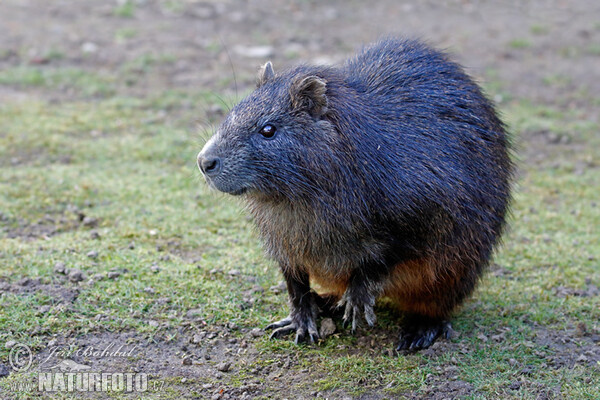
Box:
[197, 38, 513, 350]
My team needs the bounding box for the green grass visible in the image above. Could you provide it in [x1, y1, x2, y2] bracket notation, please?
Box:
[0, 76, 599, 398]
[530, 24, 549, 35]
[0, 67, 115, 97]
[508, 39, 532, 49]
[113, 0, 136, 18]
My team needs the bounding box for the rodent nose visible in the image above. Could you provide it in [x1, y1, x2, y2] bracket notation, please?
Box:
[198, 154, 222, 176]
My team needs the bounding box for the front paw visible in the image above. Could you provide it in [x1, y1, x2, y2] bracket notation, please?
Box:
[396, 317, 453, 351]
[337, 288, 377, 333]
[265, 314, 319, 344]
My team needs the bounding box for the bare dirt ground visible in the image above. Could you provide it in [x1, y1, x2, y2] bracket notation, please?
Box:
[2, 0, 599, 104]
[1, 0, 599, 399]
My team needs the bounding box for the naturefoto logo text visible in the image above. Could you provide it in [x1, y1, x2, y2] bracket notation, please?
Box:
[6, 342, 159, 393]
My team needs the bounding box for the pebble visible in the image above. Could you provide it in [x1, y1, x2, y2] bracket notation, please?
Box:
[90, 230, 101, 240]
[319, 318, 336, 338]
[81, 42, 98, 54]
[250, 328, 263, 338]
[5, 340, 17, 349]
[186, 309, 203, 318]
[143, 287, 155, 294]
[107, 271, 121, 279]
[18, 277, 31, 286]
[38, 305, 51, 314]
[216, 361, 231, 372]
[68, 269, 85, 282]
[269, 281, 286, 294]
[82, 216, 98, 227]
[54, 262, 67, 274]
[192, 334, 204, 344]
[233, 45, 274, 58]
[182, 357, 192, 366]
[87, 250, 99, 259]
[150, 265, 161, 273]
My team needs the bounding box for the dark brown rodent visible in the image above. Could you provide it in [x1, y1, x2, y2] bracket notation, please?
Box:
[197, 37, 513, 350]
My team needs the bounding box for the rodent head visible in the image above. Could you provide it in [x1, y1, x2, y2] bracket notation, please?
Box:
[197, 62, 336, 199]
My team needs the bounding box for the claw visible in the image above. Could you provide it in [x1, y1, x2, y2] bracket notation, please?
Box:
[265, 315, 319, 344]
[364, 304, 376, 327]
[269, 324, 297, 340]
[265, 316, 292, 331]
[396, 320, 452, 352]
[338, 290, 377, 333]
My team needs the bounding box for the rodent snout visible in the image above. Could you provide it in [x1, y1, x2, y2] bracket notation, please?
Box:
[197, 153, 222, 176]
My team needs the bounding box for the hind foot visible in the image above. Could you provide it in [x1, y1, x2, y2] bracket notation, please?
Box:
[266, 314, 319, 344]
[337, 285, 377, 333]
[396, 315, 453, 351]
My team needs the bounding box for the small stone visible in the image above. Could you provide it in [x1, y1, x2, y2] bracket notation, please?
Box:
[47, 339, 58, 347]
[250, 285, 264, 294]
[227, 322, 238, 330]
[68, 269, 85, 282]
[81, 42, 98, 54]
[5, 340, 17, 349]
[182, 357, 192, 366]
[87, 250, 98, 259]
[54, 262, 67, 274]
[192, 334, 204, 344]
[216, 361, 231, 372]
[228, 269, 240, 276]
[148, 320, 159, 327]
[509, 381, 521, 390]
[233, 45, 274, 58]
[18, 277, 31, 286]
[186, 308, 203, 318]
[269, 281, 286, 294]
[250, 328, 263, 338]
[90, 230, 101, 240]
[143, 287, 155, 294]
[319, 318, 336, 338]
[107, 271, 121, 279]
[150, 265, 161, 273]
[82, 216, 98, 227]
[38, 305, 51, 314]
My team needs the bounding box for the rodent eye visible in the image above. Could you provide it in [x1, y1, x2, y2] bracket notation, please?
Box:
[259, 124, 277, 138]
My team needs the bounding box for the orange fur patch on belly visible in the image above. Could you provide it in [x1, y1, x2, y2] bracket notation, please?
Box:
[309, 267, 350, 299]
[382, 257, 447, 318]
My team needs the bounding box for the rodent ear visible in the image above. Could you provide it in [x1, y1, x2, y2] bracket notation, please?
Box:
[290, 75, 328, 118]
[257, 61, 275, 87]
